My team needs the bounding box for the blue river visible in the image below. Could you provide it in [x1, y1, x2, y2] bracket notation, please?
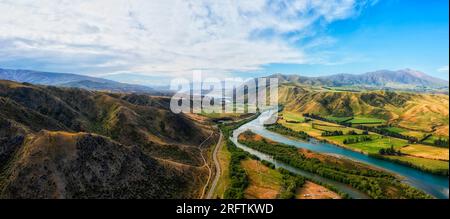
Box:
[232, 110, 449, 199]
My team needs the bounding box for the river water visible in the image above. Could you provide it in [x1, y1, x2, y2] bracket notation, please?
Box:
[231, 110, 449, 199]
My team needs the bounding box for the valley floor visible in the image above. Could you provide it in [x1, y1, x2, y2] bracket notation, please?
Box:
[295, 181, 341, 199]
[237, 130, 432, 199]
[207, 114, 431, 199]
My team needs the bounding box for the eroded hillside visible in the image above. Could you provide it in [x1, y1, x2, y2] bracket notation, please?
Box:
[0, 80, 213, 198]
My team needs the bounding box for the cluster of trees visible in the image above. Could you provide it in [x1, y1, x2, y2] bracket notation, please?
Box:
[347, 130, 369, 135]
[219, 115, 261, 199]
[223, 139, 249, 199]
[302, 113, 424, 145]
[222, 122, 309, 199]
[418, 134, 449, 147]
[284, 118, 312, 124]
[379, 146, 401, 156]
[321, 130, 343, 137]
[303, 113, 353, 124]
[261, 160, 276, 169]
[355, 125, 419, 143]
[278, 168, 305, 199]
[219, 113, 260, 137]
[238, 132, 431, 199]
[369, 154, 449, 176]
[321, 130, 369, 137]
[347, 130, 358, 135]
[434, 138, 449, 147]
[265, 123, 310, 140]
[257, 162, 307, 199]
[239, 134, 390, 178]
[343, 136, 373, 144]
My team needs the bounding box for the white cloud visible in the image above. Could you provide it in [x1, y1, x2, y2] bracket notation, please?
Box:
[0, 0, 374, 77]
[438, 65, 449, 73]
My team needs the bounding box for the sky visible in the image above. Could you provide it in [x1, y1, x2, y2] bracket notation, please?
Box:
[0, 0, 448, 85]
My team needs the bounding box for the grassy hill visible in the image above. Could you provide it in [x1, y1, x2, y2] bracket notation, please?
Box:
[279, 85, 449, 136]
[0, 80, 212, 198]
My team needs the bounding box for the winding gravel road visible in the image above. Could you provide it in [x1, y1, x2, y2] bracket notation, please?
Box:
[206, 130, 223, 199]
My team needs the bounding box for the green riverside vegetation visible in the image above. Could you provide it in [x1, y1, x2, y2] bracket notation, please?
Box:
[369, 154, 449, 176]
[223, 138, 250, 199]
[238, 131, 432, 199]
[220, 113, 259, 199]
[265, 123, 310, 140]
[221, 113, 343, 199]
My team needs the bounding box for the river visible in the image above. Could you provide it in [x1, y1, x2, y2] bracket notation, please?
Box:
[231, 109, 449, 199]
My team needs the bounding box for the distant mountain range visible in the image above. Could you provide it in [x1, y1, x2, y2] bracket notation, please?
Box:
[271, 69, 448, 90]
[0, 68, 163, 95]
[1, 68, 448, 95]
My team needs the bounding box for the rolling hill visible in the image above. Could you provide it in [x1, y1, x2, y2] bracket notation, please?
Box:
[0, 68, 162, 95]
[0, 80, 212, 198]
[278, 85, 449, 136]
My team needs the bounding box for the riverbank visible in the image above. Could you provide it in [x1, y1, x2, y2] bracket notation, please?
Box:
[268, 124, 449, 177]
[235, 110, 449, 199]
[216, 112, 356, 199]
[272, 114, 449, 177]
[237, 130, 431, 199]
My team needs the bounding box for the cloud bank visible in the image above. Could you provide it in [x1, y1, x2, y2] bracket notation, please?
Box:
[0, 0, 374, 77]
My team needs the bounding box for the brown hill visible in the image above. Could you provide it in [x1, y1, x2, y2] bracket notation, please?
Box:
[279, 85, 449, 135]
[1, 131, 205, 199]
[0, 80, 212, 198]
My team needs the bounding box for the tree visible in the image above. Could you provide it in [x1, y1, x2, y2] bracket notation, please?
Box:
[347, 130, 358, 135]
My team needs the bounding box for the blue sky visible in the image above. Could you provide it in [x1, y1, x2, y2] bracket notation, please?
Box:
[263, 0, 449, 80]
[0, 0, 448, 84]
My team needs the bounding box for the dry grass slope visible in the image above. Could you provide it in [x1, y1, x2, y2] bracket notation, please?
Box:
[0, 80, 212, 198]
[279, 85, 449, 136]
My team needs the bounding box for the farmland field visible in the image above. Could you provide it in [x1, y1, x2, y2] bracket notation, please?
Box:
[296, 181, 341, 199]
[313, 123, 360, 133]
[325, 116, 353, 123]
[383, 156, 449, 173]
[212, 139, 232, 199]
[356, 123, 383, 127]
[347, 117, 386, 124]
[400, 144, 449, 161]
[327, 135, 408, 154]
[381, 127, 406, 133]
[280, 119, 322, 137]
[281, 111, 306, 123]
[279, 86, 449, 137]
[273, 109, 449, 175]
[241, 159, 284, 199]
[238, 131, 432, 199]
[422, 135, 449, 146]
[279, 116, 408, 154]
[280, 117, 362, 138]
